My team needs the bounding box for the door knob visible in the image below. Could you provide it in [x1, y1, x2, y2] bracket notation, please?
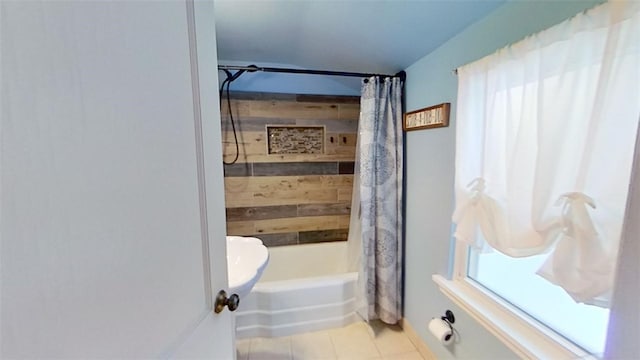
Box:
[214, 290, 240, 313]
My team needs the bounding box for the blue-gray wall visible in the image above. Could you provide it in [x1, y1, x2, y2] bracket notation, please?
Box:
[402, 1, 604, 359]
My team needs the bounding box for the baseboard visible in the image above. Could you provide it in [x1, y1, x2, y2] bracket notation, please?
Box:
[400, 318, 437, 360]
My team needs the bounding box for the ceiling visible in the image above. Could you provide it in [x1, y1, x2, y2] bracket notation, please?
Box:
[214, 0, 505, 75]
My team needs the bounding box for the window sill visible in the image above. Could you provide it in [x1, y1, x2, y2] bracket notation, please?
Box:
[432, 274, 595, 360]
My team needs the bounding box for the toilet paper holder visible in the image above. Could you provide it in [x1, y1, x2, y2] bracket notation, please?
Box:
[429, 310, 456, 345]
[441, 310, 455, 326]
[440, 310, 455, 340]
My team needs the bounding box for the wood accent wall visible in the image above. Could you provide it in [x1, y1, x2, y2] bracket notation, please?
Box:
[222, 92, 359, 247]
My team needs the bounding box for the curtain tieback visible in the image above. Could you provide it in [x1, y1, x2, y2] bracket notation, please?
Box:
[537, 192, 610, 304]
[467, 177, 486, 203]
[555, 192, 598, 238]
[452, 177, 495, 249]
[453, 177, 487, 220]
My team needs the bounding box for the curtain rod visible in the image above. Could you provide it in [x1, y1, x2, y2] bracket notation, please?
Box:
[218, 64, 404, 80]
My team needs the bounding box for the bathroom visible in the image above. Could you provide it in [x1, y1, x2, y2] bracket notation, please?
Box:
[1, 0, 639, 359]
[217, 0, 639, 358]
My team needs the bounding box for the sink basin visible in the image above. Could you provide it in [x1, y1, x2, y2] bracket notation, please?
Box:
[226, 236, 269, 299]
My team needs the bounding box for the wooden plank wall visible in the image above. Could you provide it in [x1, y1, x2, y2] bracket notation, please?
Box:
[222, 92, 359, 247]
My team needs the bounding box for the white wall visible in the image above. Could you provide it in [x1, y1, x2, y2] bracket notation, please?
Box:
[1, 1, 227, 357]
[605, 124, 640, 359]
[402, 1, 605, 358]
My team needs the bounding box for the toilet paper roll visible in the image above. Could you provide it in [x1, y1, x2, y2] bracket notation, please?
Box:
[428, 318, 453, 345]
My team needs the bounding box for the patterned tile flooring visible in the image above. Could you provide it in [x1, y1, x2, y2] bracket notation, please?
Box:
[237, 321, 425, 360]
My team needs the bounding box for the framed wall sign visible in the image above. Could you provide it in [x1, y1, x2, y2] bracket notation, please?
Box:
[403, 102, 450, 131]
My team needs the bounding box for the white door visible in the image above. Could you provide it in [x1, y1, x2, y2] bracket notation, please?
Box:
[1, 1, 234, 358]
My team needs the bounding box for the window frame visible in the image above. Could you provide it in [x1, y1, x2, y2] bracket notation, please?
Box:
[433, 241, 598, 359]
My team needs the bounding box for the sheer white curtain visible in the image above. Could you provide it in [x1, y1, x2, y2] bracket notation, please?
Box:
[453, 0, 640, 306]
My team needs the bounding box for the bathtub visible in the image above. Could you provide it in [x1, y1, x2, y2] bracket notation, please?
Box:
[235, 242, 359, 339]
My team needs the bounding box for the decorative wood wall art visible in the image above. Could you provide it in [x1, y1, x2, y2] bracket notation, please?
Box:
[403, 102, 450, 131]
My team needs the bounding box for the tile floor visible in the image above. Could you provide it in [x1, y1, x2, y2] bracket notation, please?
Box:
[236, 321, 424, 360]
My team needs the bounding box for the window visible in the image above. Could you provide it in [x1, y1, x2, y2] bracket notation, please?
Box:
[468, 246, 610, 355]
[436, 1, 640, 358]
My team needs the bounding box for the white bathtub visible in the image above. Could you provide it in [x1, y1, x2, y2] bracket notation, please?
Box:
[235, 242, 359, 339]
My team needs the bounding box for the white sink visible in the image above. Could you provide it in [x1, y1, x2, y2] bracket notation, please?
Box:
[226, 236, 269, 299]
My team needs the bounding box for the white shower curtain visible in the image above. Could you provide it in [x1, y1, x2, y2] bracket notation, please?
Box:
[453, 0, 640, 306]
[349, 76, 403, 324]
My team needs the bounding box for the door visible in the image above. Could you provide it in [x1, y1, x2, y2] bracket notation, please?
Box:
[1, 1, 234, 358]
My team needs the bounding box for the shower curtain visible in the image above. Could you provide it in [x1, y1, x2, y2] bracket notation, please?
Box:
[349, 76, 403, 324]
